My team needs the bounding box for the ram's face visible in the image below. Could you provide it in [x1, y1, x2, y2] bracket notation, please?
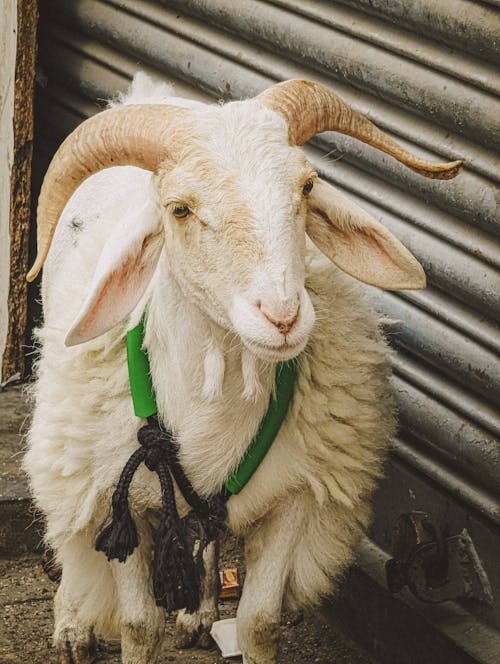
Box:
[32, 78, 452, 350]
[156, 103, 317, 361]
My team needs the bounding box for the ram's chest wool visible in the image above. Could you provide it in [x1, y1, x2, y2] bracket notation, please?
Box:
[96, 316, 297, 614]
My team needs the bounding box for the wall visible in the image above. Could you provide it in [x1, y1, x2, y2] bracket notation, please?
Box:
[1, 0, 37, 382]
[0, 0, 17, 381]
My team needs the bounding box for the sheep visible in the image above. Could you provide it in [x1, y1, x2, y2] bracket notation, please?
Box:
[23, 73, 461, 664]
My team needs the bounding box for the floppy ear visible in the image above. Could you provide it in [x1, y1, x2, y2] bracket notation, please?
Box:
[306, 178, 426, 290]
[65, 195, 164, 346]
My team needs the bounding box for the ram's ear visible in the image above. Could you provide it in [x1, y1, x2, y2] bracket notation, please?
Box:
[65, 196, 164, 346]
[306, 178, 426, 290]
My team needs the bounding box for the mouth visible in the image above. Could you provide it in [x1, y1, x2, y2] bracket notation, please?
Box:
[243, 336, 307, 361]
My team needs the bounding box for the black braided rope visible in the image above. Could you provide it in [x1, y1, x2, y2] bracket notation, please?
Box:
[95, 448, 145, 563]
[95, 416, 228, 613]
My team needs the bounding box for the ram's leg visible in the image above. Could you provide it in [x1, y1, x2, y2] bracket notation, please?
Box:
[237, 502, 301, 664]
[111, 523, 165, 664]
[53, 533, 111, 663]
[175, 539, 220, 649]
[54, 582, 96, 664]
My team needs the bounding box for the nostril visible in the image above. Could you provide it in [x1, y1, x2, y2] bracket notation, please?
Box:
[260, 306, 299, 335]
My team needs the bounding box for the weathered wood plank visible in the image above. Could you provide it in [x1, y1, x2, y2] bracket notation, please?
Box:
[2, 0, 38, 381]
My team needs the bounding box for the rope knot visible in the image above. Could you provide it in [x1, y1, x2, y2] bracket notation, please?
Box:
[143, 441, 163, 471]
[137, 418, 167, 471]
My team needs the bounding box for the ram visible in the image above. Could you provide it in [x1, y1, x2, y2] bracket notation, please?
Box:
[24, 74, 461, 664]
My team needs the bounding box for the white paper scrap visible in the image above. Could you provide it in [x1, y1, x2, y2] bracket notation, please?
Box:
[210, 618, 242, 658]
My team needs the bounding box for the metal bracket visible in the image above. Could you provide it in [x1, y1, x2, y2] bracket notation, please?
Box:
[385, 512, 493, 605]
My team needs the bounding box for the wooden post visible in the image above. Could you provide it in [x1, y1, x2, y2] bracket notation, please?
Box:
[1, 0, 38, 381]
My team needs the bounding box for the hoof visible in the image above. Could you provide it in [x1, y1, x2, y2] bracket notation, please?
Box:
[175, 609, 218, 650]
[174, 623, 215, 650]
[198, 628, 215, 650]
[58, 642, 97, 664]
[56, 628, 97, 664]
[174, 623, 199, 650]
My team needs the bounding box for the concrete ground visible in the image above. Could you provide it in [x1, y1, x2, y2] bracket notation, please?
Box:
[0, 383, 377, 663]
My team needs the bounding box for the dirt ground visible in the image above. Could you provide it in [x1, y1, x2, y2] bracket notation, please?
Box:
[0, 548, 377, 664]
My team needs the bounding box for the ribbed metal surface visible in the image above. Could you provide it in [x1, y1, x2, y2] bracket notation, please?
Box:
[34, 0, 500, 627]
[336, 0, 500, 64]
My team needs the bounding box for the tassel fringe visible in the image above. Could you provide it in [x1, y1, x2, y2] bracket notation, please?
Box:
[95, 415, 228, 614]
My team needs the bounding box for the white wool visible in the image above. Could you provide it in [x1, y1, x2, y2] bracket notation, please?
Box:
[202, 332, 226, 401]
[241, 348, 264, 402]
[24, 73, 397, 659]
[112, 71, 206, 112]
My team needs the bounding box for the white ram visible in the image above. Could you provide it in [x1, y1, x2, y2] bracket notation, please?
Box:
[24, 74, 461, 664]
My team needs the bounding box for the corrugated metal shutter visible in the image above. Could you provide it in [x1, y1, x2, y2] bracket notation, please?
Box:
[33, 0, 500, 629]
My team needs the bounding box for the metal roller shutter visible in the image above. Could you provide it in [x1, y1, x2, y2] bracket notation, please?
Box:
[33, 0, 500, 634]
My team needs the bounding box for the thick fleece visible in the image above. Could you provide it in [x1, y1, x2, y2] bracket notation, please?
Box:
[24, 74, 396, 662]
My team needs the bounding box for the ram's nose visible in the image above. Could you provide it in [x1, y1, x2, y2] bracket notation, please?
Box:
[259, 303, 299, 336]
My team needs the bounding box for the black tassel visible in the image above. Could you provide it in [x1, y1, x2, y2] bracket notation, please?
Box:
[96, 416, 229, 614]
[151, 461, 203, 613]
[95, 497, 139, 562]
[95, 448, 144, 562]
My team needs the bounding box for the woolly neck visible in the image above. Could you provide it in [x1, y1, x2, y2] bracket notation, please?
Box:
[126, 316, 297, 495]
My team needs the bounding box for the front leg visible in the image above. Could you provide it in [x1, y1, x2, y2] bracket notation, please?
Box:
[53, 533, 111, 664]
[110, 521, 165, 664]
[175, 539, 220, 649]
[237, 501, 302, 664]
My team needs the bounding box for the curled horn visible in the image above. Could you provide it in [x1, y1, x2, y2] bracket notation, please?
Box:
[27, 104, 190, 282]
[258, 79, 462, 180]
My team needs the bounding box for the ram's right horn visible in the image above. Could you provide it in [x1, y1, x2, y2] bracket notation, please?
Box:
[27, 104, 190, 282]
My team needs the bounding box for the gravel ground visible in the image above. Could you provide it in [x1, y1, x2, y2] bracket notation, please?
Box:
[0, 550, 377, 664]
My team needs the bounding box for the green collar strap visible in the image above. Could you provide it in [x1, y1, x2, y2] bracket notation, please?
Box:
[126, 317, 297, 496]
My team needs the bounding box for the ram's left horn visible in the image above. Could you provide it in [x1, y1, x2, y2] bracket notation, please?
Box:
[258, 79, 462, 181]
[27, 104, 190, 281]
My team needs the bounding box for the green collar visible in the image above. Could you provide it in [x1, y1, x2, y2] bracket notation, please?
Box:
[126, 317, 297, 495]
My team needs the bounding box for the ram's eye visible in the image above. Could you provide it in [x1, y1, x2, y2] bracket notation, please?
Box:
[302, 179, 314, 196]
[172, 204, 190, 220]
